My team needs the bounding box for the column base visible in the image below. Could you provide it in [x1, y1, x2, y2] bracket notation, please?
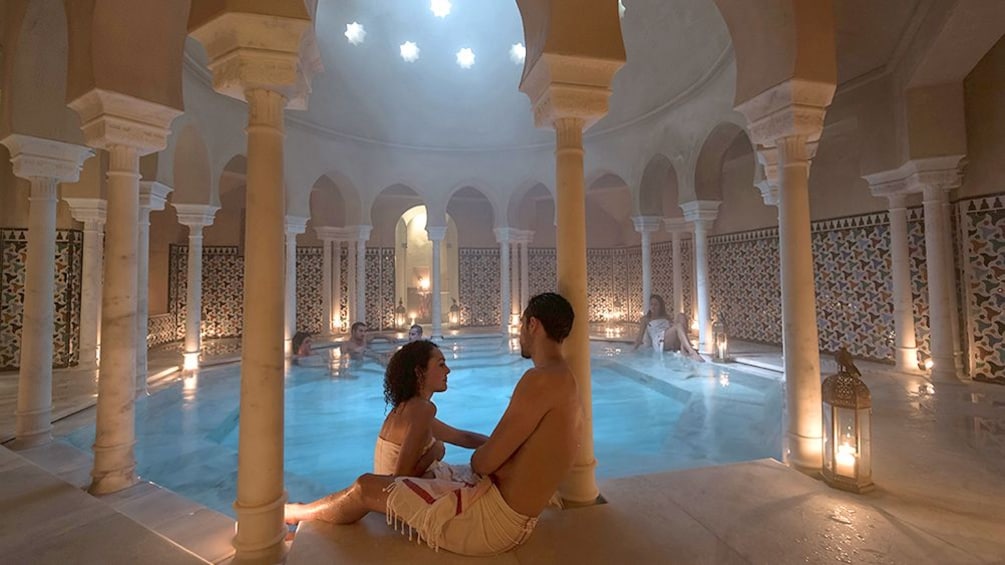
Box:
[89, 466, 138, 495]
[784, 432, 822, 476]
[559, 459, 600, 505]
[182, 351, 201, 372]
[233, 491, 288, 565]
[930, 367, 961, 383]
[10, 429, 53, 450]
[894, 346, 921, 374]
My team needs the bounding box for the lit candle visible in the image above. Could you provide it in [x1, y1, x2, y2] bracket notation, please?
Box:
[835, 443, 857, 476]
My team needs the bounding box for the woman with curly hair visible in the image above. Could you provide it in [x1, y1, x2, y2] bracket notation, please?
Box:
[375, 340, 488, 479]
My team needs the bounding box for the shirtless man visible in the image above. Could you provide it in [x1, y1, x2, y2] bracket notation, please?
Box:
[285, 292, 583, 556]
[340, 322, 368, 358]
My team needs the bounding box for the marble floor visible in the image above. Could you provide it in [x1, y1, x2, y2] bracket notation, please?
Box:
[2, 333, 1004, 563]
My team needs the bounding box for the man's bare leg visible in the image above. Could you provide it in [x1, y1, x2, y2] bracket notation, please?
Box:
[285, 473, 394, 525]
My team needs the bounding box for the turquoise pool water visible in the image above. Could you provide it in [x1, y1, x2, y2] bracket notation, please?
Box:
[61, 339, 784, 517]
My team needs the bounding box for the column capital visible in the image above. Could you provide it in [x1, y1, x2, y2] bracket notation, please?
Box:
[754, 158, 780, 207]
[1, 134, 93, 182]
[512, 229, 535, 245]
[189, 12, 319, 111]
[680, 200, 721, 224]
[863, 155, 964, 198]
[735, 79, 835, 148]
[64, 197, 107, 225]
[426, 226, 448, 242]
[138, 181, 172, 212]
[519, 54, 624, 129]
[314, 226, 343, 241]
[285, 216, 309, 235]
[350, 224, 372, 242]
[494, 227, 516, 243]
[173, 203, 220, 228]
[632, 216, 663, 234]
[664, 217, 692, 234]
[68, 89, 182, 154]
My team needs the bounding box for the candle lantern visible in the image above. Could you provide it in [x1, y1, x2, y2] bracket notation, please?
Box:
[821, 347, 873, 493]
[712, 318, 728, 361]
[395, 299, 407, 330]
[449, 298, 460, 327]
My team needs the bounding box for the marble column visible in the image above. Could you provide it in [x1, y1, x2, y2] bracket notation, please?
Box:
[510, 242, 520, 323]
[346, 236, 357, 324]
[355, 226, 372, 324]
[495, 228, 512, 335]
[333, 238, 343, 331]
[519, 231, 531, 312]
[1, 135, 92, 448]
[923, 184, 958, 381]
[632, 216, 662, 314]
[284, 217, 308, 355]
[680, 202, 719, 354]
[65, 198, 106, 370]
[136, 181, 172, 394]
[190, 11, 318, 561]
[315, 227, 340, 334]
[942, 198, 964, 373]
[174, 205, 219, 372]
[887, 195, 919, 371]
[427, 226, 447, 338]
[665, 219, 688, 316]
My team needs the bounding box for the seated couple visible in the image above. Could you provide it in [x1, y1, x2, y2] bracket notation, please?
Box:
[285, 293, 582, 556]
[633, 294, 704, 362]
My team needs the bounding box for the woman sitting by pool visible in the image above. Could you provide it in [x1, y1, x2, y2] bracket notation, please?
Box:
[632, 294, 704, 362]
[375, 340, 488, 481]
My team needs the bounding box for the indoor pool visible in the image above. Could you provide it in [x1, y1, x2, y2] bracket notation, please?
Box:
[60, 339, 784, 517]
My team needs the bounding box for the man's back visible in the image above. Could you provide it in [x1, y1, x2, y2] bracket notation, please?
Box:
[492, 362, 582, 517]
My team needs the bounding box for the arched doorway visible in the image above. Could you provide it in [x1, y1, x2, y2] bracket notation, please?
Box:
[395, 206, 458, 326]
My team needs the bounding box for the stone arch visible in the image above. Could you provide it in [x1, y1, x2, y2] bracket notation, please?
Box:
[694, 122, 750, 201]
[203, 155, 247, 247]
[507, 179, 554, 230]
[64, 0, 189, 111]
[302, 170, 361, 228]
[637, 154, 679, 217]
[444, 185, 497, 247]
[1, 0, 82, 143]
[368, 183, 426, 247]
[586, 172, 633, 247]
[709, 0, 836, 106]
[170, 123, 213, 206]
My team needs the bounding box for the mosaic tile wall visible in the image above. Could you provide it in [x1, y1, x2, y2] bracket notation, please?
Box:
[296, 247, 323, 333]
[906, 208, 931, 362]
[708, 229, 782, 346]
[462, 244, 696, 327]
[366, 248, 397, 330]
[961, 195, 1005, 383]
[1, 229, 82, 370]
[148, 314, 176, 346]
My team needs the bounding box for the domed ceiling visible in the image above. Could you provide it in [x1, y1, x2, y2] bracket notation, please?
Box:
[297, 0, 732, 151]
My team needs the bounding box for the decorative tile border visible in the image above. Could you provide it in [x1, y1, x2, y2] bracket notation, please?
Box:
[961, 194, 1005, 383]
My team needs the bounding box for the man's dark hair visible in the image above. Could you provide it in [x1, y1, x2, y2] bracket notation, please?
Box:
[351, 321, 366, 332]
[523, 292, 574, 343]
[410, 324, 423, 334]
[292, 331, 312, 353]
[384, 340, 440, 407]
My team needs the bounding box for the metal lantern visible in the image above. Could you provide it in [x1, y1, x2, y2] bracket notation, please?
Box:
[711, 318, 728, 361]
[449, 298, 460, 327]
[821, 348, 873, 493]
[395, 299, 407, 330]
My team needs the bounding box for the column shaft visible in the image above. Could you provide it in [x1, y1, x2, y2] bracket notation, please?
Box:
[184, 227, 204, 356]
[333, 241, 342, 329]
[347, 240, 357, 323]
[233, 88, 288, 558]
[553, 117, 598, 503]
[431, 238, 443, 337]
[79, 221, 104, 369]
[135, 207, 152, 393]
[519, 241, 529, 311]
[499, 239, 511, 334]
[90, 145, 140, 493]
[510, 243, 519, 320]
[671, 231, 683, 314]
[887, 197, 918, 371]
[15, 177, 59, 447]
[285, 232, 298, 355]
[321, 239, 332, 334]
[776, 136, 823, 473]
[356, 239, 367, 323]
[692, 223, 711, 353]
[942, 199, 963, 372]
[641, 231, 653, 315]
[922, 185, 956, 381]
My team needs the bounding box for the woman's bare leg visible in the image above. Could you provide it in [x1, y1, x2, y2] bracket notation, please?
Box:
[285, 473, 394, 524]
[676, 327, 705, 362]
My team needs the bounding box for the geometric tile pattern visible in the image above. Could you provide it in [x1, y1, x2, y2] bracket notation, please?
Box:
[458, 247, 502, 327]
[907, 209, 931, 362]
[147, 313, 176, 346]
[1, 228, 82, 370]
[296, 247, 323, 334]
[709, 228, 782, 345]
[364, 248, 397, 330]
[961, 195, 1005, 383]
